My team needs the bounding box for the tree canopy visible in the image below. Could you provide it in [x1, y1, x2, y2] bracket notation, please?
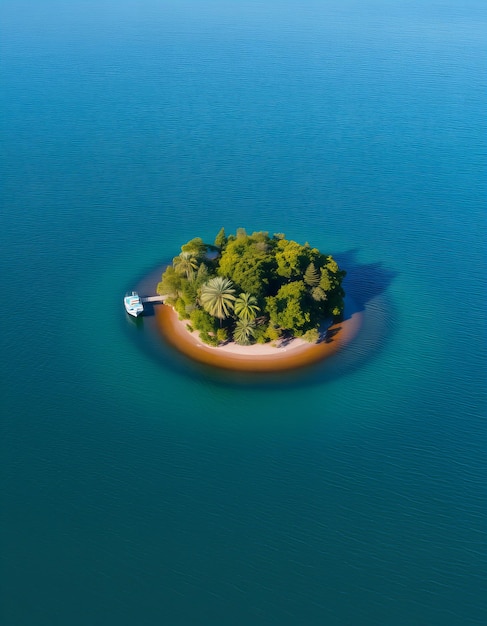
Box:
[200, 276, 236, 323]
[157, 229, 346, 346]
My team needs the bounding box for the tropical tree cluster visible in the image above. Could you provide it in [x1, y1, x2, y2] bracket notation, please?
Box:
[157, 229, 346, 346]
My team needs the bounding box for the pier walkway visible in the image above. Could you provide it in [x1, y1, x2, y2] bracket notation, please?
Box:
[141, 295, 167, 304]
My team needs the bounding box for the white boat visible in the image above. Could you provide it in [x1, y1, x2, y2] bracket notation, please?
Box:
[124, 292, 144, 317]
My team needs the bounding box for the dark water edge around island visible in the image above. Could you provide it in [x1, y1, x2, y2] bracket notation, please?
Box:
[1, 1, 487, 625]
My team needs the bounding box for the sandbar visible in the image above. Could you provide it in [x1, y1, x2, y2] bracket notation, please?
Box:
[154, 301, 363, 372]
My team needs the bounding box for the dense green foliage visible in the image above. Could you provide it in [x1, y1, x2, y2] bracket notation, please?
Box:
[157, 229, 346, 346]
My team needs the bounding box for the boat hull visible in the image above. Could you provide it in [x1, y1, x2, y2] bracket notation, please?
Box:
[124, 292, 144, 317]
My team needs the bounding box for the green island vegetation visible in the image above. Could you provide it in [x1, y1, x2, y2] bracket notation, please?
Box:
[157, 228, 346, 347]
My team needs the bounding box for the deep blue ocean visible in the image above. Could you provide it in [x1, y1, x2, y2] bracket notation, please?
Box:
[1, 1, 486, 624]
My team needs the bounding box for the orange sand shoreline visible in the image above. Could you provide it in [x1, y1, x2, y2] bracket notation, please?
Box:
[154, 303, 363, 372]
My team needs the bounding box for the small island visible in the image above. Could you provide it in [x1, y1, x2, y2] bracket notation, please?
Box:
[153, 229, 361, 371]
[157, 228, 346, 345]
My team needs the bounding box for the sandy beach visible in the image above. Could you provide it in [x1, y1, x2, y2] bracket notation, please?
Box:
[154, 302, 363, 372]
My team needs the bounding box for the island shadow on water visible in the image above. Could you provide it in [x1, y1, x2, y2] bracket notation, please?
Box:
[334, 249, 397, 314]
[127, 250, 397, 388]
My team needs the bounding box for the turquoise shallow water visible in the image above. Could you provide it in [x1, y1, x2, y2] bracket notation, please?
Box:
[1, 1, 486, 624]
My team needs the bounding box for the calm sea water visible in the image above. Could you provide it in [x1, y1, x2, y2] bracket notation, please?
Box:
[1, 1, 486, 624]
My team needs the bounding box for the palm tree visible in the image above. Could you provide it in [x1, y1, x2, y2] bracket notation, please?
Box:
[173, 252, 198, 280]
[234, 292, 260, 321]
[233, 318, 256, 345]
[200, 276, 236, 324]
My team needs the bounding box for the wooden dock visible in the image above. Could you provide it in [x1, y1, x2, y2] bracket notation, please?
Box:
[141, 295, 167, 304]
